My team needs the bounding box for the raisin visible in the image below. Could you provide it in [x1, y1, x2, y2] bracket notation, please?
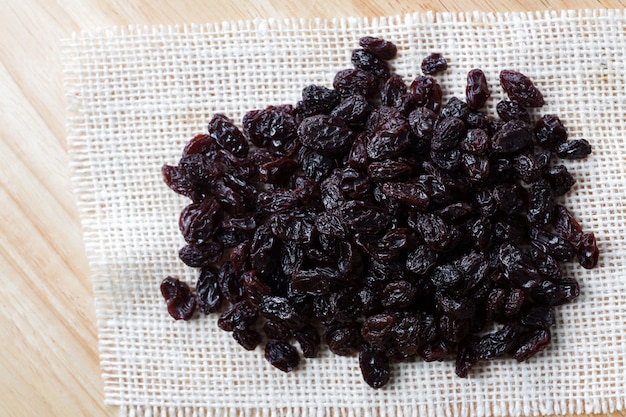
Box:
[461, 153, 490, 182]
[217, 300, 258, 331]
[474, 325, 519, 360]
[367, 160, 412, 182]
[432, 117, 465, 151]
[294, 324, 321, 358]
[499, 69, 545, 107]
[529, 227, 577, 262]
[440, 97, 470, 120]
[421, 53, 448, 75]
[208, 114, 249, 158]
[409, 76, 443, 112]
[259, 296, 305, 329]
[296, 85, 340, 119]
[552, 204, 583, 244]
[534, 114, 567, 150]
[298, 114, 354, 156]
[465, 69, 490, 109]
[496, 100, 531, 123]
[359, 346, 390, 388]
[330, 94, 370, 124]
[366, 108, 411, 160]
[178, 198, 222, 244]
[556, 139, 592, 159]
[381, 73, 408, 108]
[233, 328, 263, 350]
[381, 182, 429, 209]
[351, 49, 390, 78]
[527, 179, 554, 225]
[531, 278, 580, 306]
[408, 106, 438, 144]
[359, 36, 397, 60]
[380, 281, 417, 308]
[265, 340, 300, 372]
[512, 329, 551, 362]
[196, 267, 222, 314]
[333, 68, 378, 97]
[543, 165, 575, 196]
[455, 340, 478, 377]
[243, 106, 297, 150]
[461, 128, 490, 155]
[326, 323, 361, 356]
[160, 277, 196, 320]
[178, 241, 223, 267]
[577, 232, 599, 269]
[491, 119, 532, 154]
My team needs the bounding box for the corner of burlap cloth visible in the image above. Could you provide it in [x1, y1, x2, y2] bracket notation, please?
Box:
[62, 8, 626, 417]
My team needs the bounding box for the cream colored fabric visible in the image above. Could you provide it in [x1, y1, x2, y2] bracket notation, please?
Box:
[63, 9, 626, 417]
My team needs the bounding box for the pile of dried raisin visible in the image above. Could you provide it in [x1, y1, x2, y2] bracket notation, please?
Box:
[160, 37, 599, 388]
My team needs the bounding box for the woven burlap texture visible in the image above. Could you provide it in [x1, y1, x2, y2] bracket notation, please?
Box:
[63, 8, 626, 417]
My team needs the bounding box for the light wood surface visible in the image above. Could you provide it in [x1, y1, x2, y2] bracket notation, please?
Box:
[1, 1, 625, 416]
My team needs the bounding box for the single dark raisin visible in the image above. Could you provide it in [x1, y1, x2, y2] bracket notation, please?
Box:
[359, 346, 391, 388]
[432, 117, 465, 151]
[233, 328, 263, 350]
[361, 313, 397, 349]
[178, 198, 222, 245]
[534, 114, 568, 150]
[440, 97, 470, 120]
[543, 164, 575, 196]
[491, 119, 533, 154]
[461, 128, 490, 155]
[380, 281, 417, 308]
[577, 232, 599, 269]
[207, 113, 249, 158]
[421, 53, 448, 75]
[499, 69, 545, 107]
[259, 296, 305, 329]
[496, 100, 531, 124]
[330, 94, 370, 124]
[243, 106, 298, 150]
[333, 68, 378, 97]
[359, 36, 397, 60]
[217, 300, 258, 331]
[465, 69, 490, 109]
[296, 85, 341, 118]
[381, 73, 408, 108]
[160, 276, 196, 320]
[512, 329, 551, 362]
[265, 340, 300, 372]
[556, 139, 592, 159]
[293, 324, 321, 358]
[298, 114, 354, 157]
[366, 108, 411, 160]
[351, 49, 390, 78]
[409, 76, 443, 112]
[196, 267, 222, 314]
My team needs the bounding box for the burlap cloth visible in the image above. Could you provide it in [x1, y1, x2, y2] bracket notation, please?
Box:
[62, 9, 626, 417]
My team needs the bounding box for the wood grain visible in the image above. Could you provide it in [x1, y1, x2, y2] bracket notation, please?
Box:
[1, 1, 624, 416]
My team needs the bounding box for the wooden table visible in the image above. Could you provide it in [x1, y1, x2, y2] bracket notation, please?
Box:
[1, 1, 625, 416]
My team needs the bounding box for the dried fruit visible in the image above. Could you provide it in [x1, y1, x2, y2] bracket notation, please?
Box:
[160, 277, 196, 320]
[499, 69, 545, 107]
[466, 69, 490, 109]
[421, 53, 448, 75]
[161, 36, 598, 389]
